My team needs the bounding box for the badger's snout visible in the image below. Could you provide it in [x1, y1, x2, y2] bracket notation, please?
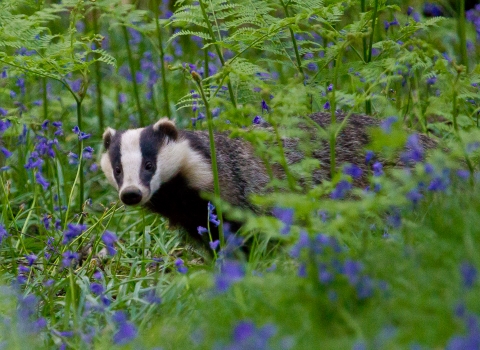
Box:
[120, 187, 143, 205]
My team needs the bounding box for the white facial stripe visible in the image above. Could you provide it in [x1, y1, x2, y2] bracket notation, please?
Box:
[100, 153, 118, 190]
[149, 139, 213, 194]
[120, 129, 150, 202]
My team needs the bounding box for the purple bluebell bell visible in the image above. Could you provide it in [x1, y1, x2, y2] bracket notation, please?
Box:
[426, 75, 437, 85]
[343, 164, 363, 179]
[406, 189, 423, 205]
[253, 115, 263, 124]
[0, 225, 9, 244]
[330, 180, 352, 199]
[26, 253, 37, 266]
[35, 172, 49, 190]
[327, 83, 333, 92]
[63, 223, 87, 244]
[1, 147, 12, 158]
[323, 101, 330, 110]
[90, 282, 104, 295]
[102, 230, 118, 256]
[175, 258, 188, 274]
[83, 146, 94, 159]
[272, 207, 294, 235]
[215, 260, 245, 292]
[423, 3, 443, 16]
[0, 107, 7, 116]
[401, 134, 424, 163]
[210, 240, 220, 250]
[407, 6, 414, 16]
[461, 262, 477, 289]
[343, 260, 363, 284]
[380, 116, 398, 133]
[372, 162, 383, 176]
[0, 119, 11, 132]
[197, 226, 207, 235]
[62, 251, 79, 268]
[112, 311, 138, 345]
[261, 99, 270, 112]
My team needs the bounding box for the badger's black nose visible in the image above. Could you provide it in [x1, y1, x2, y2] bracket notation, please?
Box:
[120, 187, 143, 205]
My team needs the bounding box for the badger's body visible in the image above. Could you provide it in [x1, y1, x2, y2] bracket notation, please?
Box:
[100, 112, 435, 247]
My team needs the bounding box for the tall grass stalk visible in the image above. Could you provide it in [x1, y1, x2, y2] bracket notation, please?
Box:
[192, 71, 224, 246]
[329, 46, 344, 179]
[280, 0, 305, 78]
[93, 8, 105, 129]
[153, 1, 171, 119]
[122, 25, 146, 126]
[198, 0, 237, 108]
[457, 0, 468, 72]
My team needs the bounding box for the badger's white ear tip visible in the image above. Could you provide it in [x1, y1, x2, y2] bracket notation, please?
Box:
[153, 118, 175, 130]
[103, 127, 116, 137]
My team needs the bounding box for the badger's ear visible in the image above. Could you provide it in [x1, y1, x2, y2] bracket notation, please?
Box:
[103, 127, 116, 150]
[153, 118, 178, 141]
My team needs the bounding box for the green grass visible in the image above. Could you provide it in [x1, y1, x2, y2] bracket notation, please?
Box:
[1, 0, 480, 348]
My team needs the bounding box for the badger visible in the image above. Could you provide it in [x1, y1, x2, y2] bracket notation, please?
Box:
[100, 112, 435, 248]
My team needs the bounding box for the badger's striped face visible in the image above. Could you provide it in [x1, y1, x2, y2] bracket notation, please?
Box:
[100, 118, 180, 206]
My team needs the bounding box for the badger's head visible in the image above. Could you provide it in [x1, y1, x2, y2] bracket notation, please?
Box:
[100, 118, 213, 206]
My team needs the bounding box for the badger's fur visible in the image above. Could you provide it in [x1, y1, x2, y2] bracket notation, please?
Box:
[101, 112, 435, 247]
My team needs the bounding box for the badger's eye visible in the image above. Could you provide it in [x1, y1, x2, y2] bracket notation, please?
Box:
[114, 166, 122, 175]
[145, 161, 154, 171]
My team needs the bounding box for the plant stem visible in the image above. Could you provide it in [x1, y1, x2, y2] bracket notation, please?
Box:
[281, 1, 305, 78]
[193, 73, 224, 246]
[329, 46, 344, 179]
[458, 0, 468, 72]
[364, 0, 379, 115]
[198, 0, 237, 108]
[93, 8, 105, 130]
[153, 0, 171, 118]
[42, 78, 48, 120]
[122, 25, 145, 126]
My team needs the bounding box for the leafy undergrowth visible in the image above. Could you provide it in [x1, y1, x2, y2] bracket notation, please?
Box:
[1, 0, 480, 349]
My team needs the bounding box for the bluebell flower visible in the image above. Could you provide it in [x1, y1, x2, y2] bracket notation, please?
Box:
[102, 230, 117, 256]
[253, 115, 263, 124]
[90, 282, 104, 295]
[272, 207, 294, 235]
[83, 146, 94, 159]
[365, 150, 375, 164]
[423, 2, 443, 16]
[387, 211, 402, 228]
[327, 83, 333, 92]
[79, 132, 91, 140]
[428, 176, 449, 192]
[457, 170, 470, 179]
[0, 107, 7, 116]
[210, 240, 220, 250]
[41, 120, 49, 130]
[461, 262, 477, 289]
[401, 134, 424, 163]
[380, 116, 398, 133]
[343, 164, 363, 179]
[0, 224, 9, 244]
[407, 6, 414, 15]
[62, 251, 79, 268]
[71, 79, 82, 93]
[323, 101, 330, 110]
[63, 223, 87, 244]
[372, 162, 383, 176]
[261, 99, 270, 112]
[426, 75, 437, 85]
[0, 119, 11, 133]
[113, 311, 138, 345]
[197, 226, 207, 235]
[26, 253, 37, 266]
[330, 180, 352, 199]
[1, 147, 12, 158]
[35, 171, 50, 190]
[175, 258, 188, 274]
[215, 260, 245, 292]
[406, 189, 423, 205]
[343, 260, 363, 284]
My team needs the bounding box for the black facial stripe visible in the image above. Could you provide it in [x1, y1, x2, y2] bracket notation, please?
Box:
[140, 126, 165, 187]
[109, 131, 124, 189]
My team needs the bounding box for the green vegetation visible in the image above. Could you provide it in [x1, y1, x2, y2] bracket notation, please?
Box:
[1, 0, 480, 348]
